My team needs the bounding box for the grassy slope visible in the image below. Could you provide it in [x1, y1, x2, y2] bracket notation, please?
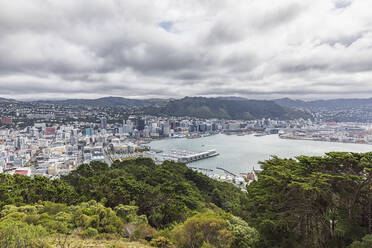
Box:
[45, 235, 152, 248]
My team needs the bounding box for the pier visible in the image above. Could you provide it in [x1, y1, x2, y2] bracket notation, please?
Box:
[162, 149, 219, 163]
[216, 167, 237, 177]
[189, 166, 214, 172]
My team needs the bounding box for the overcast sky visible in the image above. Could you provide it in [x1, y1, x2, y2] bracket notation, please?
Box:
[1, 0, 372, 100]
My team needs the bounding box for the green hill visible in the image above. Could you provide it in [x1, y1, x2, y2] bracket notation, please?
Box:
[144, 97, 311, 120]
[35, 96, 165, 108]
[1, 153, 372, 247]
[0, 158, 255, 248]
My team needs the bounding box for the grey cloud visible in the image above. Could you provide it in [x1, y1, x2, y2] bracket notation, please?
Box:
[334, 0, 352, 9]
[206, 21, 245, 45]
[280, 64, 329, 73]
[255, 3, 304, 30]
[323, 32, 364, 47]
[0, 0, 372, 100]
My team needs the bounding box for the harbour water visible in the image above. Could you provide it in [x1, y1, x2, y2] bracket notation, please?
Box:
[149, 134, 372, 174]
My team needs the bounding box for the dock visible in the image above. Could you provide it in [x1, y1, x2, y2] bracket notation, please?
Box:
[162, 149, 219, 163]
[189, 166, 214, 172]
[216, 167, 237, 177]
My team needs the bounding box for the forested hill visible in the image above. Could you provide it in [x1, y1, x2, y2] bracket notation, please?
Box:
[35, 96, 167, 108]
[144, 97, 311, 120]
[0, 158, 256, 248]
[275, 97, 372, 110]
[2, 154, 372, 247]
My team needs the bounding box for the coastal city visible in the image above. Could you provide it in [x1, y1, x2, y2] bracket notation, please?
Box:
[2, 1, 372, 246]
[1, 100, 372, 189]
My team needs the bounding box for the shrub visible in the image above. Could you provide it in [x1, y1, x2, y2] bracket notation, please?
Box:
[150, 236, 174, 248]
[0, 220, 47, 248]
[172, 211, 234, 248]
[81, 227, 98, 238]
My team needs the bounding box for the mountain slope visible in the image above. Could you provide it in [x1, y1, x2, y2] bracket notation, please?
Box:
[144, 97, 311, 120]
[275, 97, 372, 110]
[0, 97, 16, 102]
[35, 96, 166, 108]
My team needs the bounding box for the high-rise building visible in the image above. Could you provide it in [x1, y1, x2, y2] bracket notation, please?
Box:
[163, 123, 170, 136]
[85, 128, 94, 136]
[100, 117, 107, 130]
[136, 118, 145, 131]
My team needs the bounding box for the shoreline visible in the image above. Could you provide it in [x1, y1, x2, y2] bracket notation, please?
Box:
[279, 135, 372, 146]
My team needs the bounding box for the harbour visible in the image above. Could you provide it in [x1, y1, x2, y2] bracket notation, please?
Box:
[149, 133, 372, 175]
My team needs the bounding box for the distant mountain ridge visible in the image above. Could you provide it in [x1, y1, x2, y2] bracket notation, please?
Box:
[34, 96, 168, 108]
[4, 96, 372, 111]
[1, 96, 312, 119]
[6, 95, 372, 120]
[0, 97, 16, 102]
[144, 97, 311, 120]
[274, 97, 372, 110]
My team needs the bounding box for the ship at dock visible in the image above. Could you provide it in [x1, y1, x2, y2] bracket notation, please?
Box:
[162, 149, 219, 163]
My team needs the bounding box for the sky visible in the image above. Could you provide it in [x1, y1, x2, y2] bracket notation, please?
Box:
[1, 0, 372, 100]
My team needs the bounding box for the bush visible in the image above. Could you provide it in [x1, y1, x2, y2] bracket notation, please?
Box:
[150, 236, 174, 248]
[81, 227, 98, 238]
[172, 211, 234, 248]
[349, 234, 372, 248]
[0, 220, 47, 248]
[227, 215, 259, 248]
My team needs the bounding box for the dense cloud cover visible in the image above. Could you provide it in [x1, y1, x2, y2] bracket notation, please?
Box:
[0, 0, 371, 100]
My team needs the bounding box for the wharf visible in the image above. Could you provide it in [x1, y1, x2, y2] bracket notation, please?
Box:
[162, 149, 219, 163]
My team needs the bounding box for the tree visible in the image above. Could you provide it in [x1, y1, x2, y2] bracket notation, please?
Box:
[349, 234, 372, 248]
[0, 220, 47, 248]
[247, 152, 372, 248]
[172, 211, 234, 248]
[227, 215, 259, 248]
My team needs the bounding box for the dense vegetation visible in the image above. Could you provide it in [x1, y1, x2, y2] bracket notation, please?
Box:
[247, 152, 372, 248]
[0, 158, 256, 247]
[2, 153, 372, 247]
[144, 97, 311, 120]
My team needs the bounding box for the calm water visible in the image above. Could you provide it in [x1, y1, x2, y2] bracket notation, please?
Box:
[149, 134, 372, 174]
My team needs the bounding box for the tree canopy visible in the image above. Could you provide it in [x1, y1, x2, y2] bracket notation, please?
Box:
[2, 153, 372, 247]
[247, 152, 372, 248]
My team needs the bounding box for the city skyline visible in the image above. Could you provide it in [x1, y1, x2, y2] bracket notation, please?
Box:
[1, 0, 372, 100]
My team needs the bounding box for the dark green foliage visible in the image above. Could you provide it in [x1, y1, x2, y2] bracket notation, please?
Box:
[0, 158, 249, 230]
[7, 152, 372, 247]
[349, 234, 372, 248]
[0, 158, 256, 246]
[247, 152, 372, 248]
[62, 158, 249, 228]
[0, 174, 77, 207]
